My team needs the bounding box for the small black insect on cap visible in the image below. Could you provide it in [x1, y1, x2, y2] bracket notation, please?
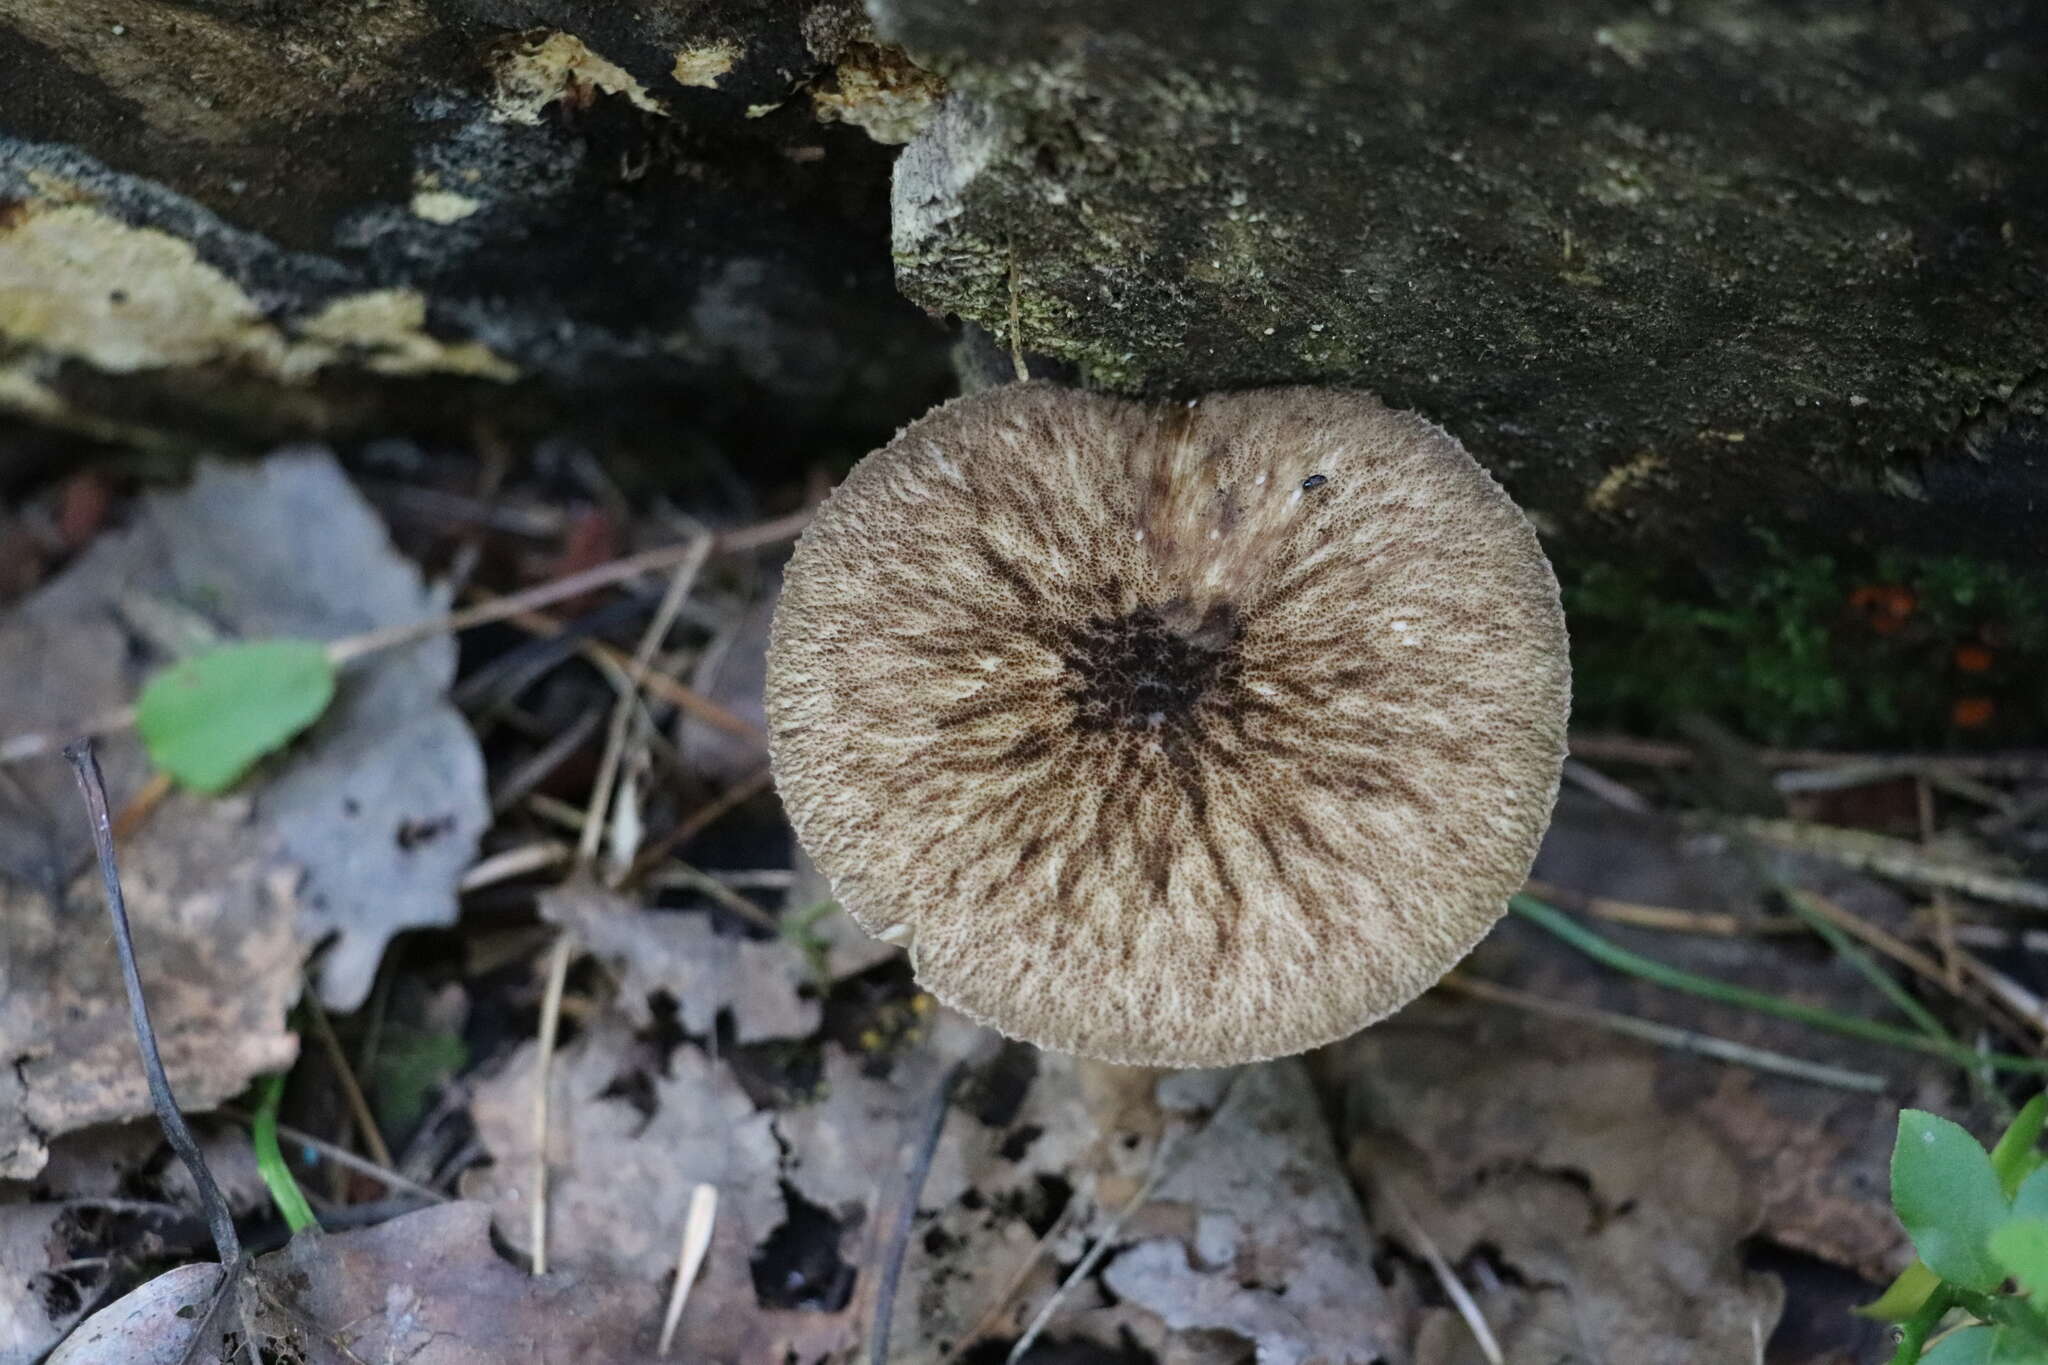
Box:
[1301, 474, 1329, 491]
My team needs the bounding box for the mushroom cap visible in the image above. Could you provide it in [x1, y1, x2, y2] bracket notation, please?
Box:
[766, 383, 1569, 1068]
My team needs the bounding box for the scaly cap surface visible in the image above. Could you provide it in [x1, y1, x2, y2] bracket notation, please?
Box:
[767, 383, 1569, 1067]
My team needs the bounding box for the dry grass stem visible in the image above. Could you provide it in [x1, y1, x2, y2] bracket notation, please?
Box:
[657, 1183, 719, 1355]
[1728, 817, 2048, 910]
[459, 842, 573, 894]
[1522, 879, 1799, 938]
[302, 984, 395, 1171]
[1369, 1173, 1505, 1365]
[1443, 973, 1888, 1092]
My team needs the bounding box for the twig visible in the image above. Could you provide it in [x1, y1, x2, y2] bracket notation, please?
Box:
[1956, 953, 2048, 1041]
[4, 511, 808, 768]
[529, 932, 573, 1278]
[302, 985, 395, 1172]
[658, 1183, 718, 1356]
[871, 1062, 966, 1365]
[219, 1110, 452, 1204]
[625, 766, 775, 885]
[1369, 1174, 1505, 1364]
[1781, 900, 1963, 1061]
[662, 861, 780, 933]
[67, 742, 242, 1258]
[1560, 758, 1654, 815]
[1006, 1116, 1187, 1365]
[477, 594, 763, 743]
[490, 706, 606, 815]
[1442, 974, 1888, 1093]
[112, 770, 174, 843]
[1787, 890, 1957, 1002]
[579, 539, 712, 878]
[1510, 894, 2048, 1074]
[459, 841, 574, 893]
[65, 740, 252, 1362]
[937, 1198, 1080, 1363]
[1919, 777, 1963, 991]
[530, 542, 712, 1277]
[2, 704, 135, 763]
[325, 516, 796, 669]
[1569, 733, 2048, 779]
[1522, 879, 1800, 938]
[1725, 816, 2048, 911]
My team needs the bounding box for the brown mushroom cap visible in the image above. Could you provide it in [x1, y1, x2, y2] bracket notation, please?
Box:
[766, 383, 1569, 1067]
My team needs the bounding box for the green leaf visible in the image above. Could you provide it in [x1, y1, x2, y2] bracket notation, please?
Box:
[368, 1028, 469, 1138]
[1920, 1325, 2048, 1365]
[1894, 1109, 2013, 1292]
[136, 639, 335, 793]
[1993, 1221, 2048, 1298]
[1994, 1098, 2048, 1198]
[2015, 1169, 2048, 1223]
[1922, 1327, 1998, 1365]
[1862, 1259, 1943, 1321]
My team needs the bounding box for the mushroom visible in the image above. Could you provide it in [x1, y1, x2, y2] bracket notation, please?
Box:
[766, 382, 1569, 1068]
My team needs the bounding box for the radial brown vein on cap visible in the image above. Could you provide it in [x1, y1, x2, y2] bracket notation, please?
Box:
[765, 382, 1570, 1068]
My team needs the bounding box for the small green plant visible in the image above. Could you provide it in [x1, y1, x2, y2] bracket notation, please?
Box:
[1871, 1096, 2048, 1362]
[135, 638, 335, 792]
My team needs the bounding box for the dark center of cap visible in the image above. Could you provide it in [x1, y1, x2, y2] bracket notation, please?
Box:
[1060, 601, 1242, 739]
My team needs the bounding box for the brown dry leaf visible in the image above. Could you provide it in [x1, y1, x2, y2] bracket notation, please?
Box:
[246, 1203, 659, 1363]
[543, 885, 820, 1042]
[0, 794, 300, 1180]
[0, 449, 487, 1013]
[460, 1012, 827, 1361]
[1, 1202, 88, 1362]
[1306, 792, 1982, 1363]
[1097, 1062, 1405, 1365]
[1340, 1028, 1783, 1364]
[42, 1262, 224, 1365]
[0, 450, 489, 1176]
[1523, 794, 1960, 1277]
[466, 933, 1407, 1363]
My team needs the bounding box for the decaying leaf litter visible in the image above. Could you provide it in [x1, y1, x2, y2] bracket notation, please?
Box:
[0, 448, 2045, 1363]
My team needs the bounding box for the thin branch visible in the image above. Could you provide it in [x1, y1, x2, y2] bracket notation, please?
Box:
[1726, 816, 2048, 911]
[301, 985, 395, 1172]
[529, 932, 573, 1278]
[871, 1061, 966, 1365]
[1568, 733, 2048, 779]
[325, 516, 798, 669]
[1442, 974, 1888, 1093]
[217, 1111, 451, 1205]
[66, 740, 255, 1364]
[65, 742, 241, 1267]
[1511, 894, 2048, 1074]
[1522, 878, 1801, 938]
[625, 766, 775, 885]
[1369, 1174, 1505, 1364]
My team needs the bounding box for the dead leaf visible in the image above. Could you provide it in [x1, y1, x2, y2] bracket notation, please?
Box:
[1, 1202, 90, 1363]
[0, 449, 486, 1012]
[543, 886, 819, 1043]
[0, 795, 300, 1180]
[0, 449, 488, 1175]
[249, 1204, 658, 1364]
[42, 1262, 224, 1365]
[1099, 1062, 1405, 1365]
[460, 1013, 816, 1360]
[1342, 1032, 1783, 1364]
